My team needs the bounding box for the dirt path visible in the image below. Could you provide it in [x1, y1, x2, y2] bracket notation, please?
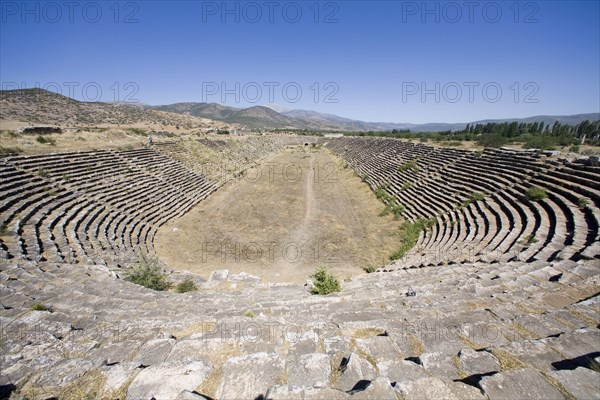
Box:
[155, 146, 402, 284]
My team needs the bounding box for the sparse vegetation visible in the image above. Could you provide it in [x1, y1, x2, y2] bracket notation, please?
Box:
[30, 303, 51, 312]
[520, 234, 538, 246]
[376, 186, 404, 219]
[462, 192, 485, 207]
[0, 222, 10, 237]
[526, 186, 548, 201]
[310, 266, 341, 295]
[363, 265, 377, 273]
[125, 128, 146, 136]
[390, 218, 435, 261]
[35, 135, 57, 146]
[577, 197, 589, 210]
[401, 182, 413, 191]
[37, 168, 49, 178]
[244, 311, 255, 318]
[175, 277, 197, 293]
[476, 133, 508, 148]
[0, 129, 20, 138]
[125, 254, 171, 291]
[0, 145, 23, 155]
[398, 161, 417, 172]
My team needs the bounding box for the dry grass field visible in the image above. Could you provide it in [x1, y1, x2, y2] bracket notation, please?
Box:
[156, 146, 403, 283]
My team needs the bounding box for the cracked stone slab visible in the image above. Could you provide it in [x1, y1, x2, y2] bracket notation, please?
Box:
[479, 368, 564, 400]
[394, 377, 460, 400]
[288, 353, 331, 387]
[216, 352, 285, 400]
[547, 367, 600, 400]
[126, 361, 213, 400]
[265, 385, 349, 399]
[334, 352, 377, 392]
[458, 348, 500, 376]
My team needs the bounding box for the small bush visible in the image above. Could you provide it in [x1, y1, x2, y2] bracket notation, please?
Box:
[401, 182, 413, 191]
[399, 162, 417, 172]
[0, 222, 9, 237]
[569, 145, 580, 154]
[125, 254, 171, 291]
[577, 197, 589, 210]
[462, 192, 485, 207]
[522, 135, 557, 150]
[0, 145, 23, 155]
[175, 277, 197, 293]
[37, 168, 49, 178]
[35, 135, 56, 146]
[364, 265, 377, 273]
[126, 128, 147, 136]
[310, 266, 341, 295]
[0, 130, 20, 138]
[473, 151, 483, 157]
[31, 303, 51, 311]
[526, 186, 548, 202]
[477, 134, 508, 148]
[244, 311, 255, 318]
[390, 218, 435, 261]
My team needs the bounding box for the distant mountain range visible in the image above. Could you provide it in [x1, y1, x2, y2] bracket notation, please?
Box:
[150, 102, 599, 132]
[1, 89, 598, 132]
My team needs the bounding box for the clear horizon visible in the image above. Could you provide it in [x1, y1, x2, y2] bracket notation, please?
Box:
[1, 1, 599, 124]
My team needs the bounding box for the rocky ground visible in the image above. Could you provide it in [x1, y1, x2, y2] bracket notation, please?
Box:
[1, 256, 598, 399]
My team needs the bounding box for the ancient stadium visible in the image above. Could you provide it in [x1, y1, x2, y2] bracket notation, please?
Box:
[1, 121, 599, 399]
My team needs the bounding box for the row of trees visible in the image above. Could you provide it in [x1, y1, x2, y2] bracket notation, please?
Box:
[345, 120, 600, 149]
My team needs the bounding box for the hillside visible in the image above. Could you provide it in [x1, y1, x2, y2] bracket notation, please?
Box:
[1, 89, 597, 133]
[0, 89, 220, 130]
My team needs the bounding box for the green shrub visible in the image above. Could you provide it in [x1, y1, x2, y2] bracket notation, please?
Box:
[477, 134, 508, 148]
[375, 187, 404, 219]
[462, 192, 485, 207]
[577, 197, 589, 210]
[125, 254, 171, 291]
[520, 234, 538, 245]
[399, 162, 417, 172]
[0, 130, 20, 138]
[401, 182, 413, 191]
[310, 266, 341, 295]
[390, 218, 435, 261]
[0, 145, 23, 155]
[0, 222, 9, 237]
[473, 151, 483, 157]
[244, 311, 255, 318]
[526, 186, 548, 202]
[364, 265, 377, 273]
[37, 168, 49, 178]
[35, 135, 56, 146]
[175, 277, 197, 293]
[522, 136, 556, 150]
[569, 145, 580, 154]
[31, 303, 51, 311]
[126, 128, 147, 136]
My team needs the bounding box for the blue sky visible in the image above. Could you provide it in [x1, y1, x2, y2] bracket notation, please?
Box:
[1, 0, 599, 123]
